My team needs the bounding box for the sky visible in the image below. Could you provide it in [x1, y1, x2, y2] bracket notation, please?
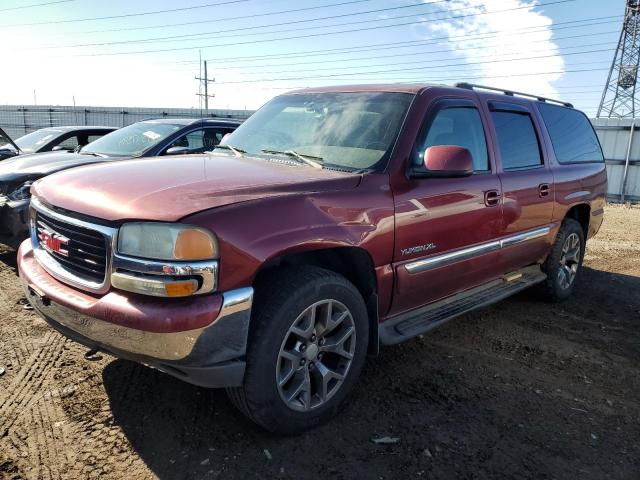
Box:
[0, 0, 626, 116]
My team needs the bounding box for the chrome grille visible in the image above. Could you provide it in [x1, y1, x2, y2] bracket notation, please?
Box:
[36, 210, 107, 284]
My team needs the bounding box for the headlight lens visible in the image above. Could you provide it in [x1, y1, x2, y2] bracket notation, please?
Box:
[118, 222, 218, 260]
[7, 181, 33, 201]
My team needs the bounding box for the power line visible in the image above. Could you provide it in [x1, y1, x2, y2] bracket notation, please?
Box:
[72, 0, 576, 57]
[198, 31, 618, 74]
[209, 61, 612, 85]
[174, 15, 619, 65]
[38, 0, 450, 49]
[208, 45, 616, 78]
[4, 0, 250, 27]
[0, 0, 74, 12]
[80, 0, 377, 35]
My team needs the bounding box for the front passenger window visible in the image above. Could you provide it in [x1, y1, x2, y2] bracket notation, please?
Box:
[420, 107, 489, 171]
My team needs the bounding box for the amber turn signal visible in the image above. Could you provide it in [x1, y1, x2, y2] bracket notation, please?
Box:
[164, 279, 199, 297]
[174, 228, 217, 260]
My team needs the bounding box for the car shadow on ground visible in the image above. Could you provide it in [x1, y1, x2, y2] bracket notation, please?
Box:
[101, 266, 640, 480]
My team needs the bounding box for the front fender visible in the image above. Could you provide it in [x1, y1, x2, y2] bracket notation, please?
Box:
[181, 174, 395, 292]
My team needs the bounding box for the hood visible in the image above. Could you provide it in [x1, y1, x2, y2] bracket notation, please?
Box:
[0, 151, 109, 183]
[0, 126, 21, 154]
[33, 154, 362, 222]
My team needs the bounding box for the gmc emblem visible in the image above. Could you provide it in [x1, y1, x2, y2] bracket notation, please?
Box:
[38, 229, 69, 257]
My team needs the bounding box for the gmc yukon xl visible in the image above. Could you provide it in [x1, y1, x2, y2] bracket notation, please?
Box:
[18, 83, 606, 433]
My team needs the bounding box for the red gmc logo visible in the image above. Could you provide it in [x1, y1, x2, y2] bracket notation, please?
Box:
[38, 229, 69, 257]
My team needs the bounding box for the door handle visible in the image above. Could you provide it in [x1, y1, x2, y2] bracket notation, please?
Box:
[484, 190, 501, 207]
[539, 183, 550, 197]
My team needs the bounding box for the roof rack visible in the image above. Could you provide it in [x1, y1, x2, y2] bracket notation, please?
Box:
[454, 82, 573, 108]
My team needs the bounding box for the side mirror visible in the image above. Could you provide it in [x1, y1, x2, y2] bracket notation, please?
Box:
[165, 146, 190, 156]
[52, 145, 72, 152]
[419, 145, 473, 177]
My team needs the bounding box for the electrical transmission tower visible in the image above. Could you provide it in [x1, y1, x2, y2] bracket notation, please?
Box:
[597, 0, 640, 118]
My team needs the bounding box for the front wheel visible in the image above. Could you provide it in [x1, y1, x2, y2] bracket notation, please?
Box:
[227, 266, 369, 434]
[539, 218, 585, 301]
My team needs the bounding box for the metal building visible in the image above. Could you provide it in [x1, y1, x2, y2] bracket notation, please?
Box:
[593, 117, 640, 203]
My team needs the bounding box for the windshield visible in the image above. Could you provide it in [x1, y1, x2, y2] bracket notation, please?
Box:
[4, 129, 65, 153]
[221, 92, 413, 171]
[81, 122, 181, 157]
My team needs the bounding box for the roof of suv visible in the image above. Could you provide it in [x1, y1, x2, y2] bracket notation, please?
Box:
[287, 83, 573, 109]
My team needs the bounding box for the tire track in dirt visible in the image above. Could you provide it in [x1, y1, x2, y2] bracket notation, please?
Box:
[0, 331, 67, 437]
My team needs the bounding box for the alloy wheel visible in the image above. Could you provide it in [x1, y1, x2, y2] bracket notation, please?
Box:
[558, 232, 581, 289]
[276, 299, 356, 412]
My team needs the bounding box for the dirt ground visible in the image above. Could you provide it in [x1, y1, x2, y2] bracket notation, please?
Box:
[0, 205, 639, 480]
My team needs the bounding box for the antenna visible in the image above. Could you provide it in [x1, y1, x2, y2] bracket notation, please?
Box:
[597, 0, 640, 118]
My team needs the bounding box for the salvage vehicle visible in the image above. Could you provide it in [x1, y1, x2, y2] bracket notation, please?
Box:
[18, 83, 606, 433]
[0, 126, 116, 160]
[0, 118, 240, 239]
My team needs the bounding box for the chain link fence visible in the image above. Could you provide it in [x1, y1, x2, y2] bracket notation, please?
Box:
[0, 104, 254, 138]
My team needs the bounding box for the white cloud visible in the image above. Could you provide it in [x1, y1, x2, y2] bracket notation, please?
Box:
[417, 0, 564, 96]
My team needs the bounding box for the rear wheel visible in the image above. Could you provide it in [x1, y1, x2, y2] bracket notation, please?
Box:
[539, 218, 585, 301]
[227, 266, 369, 434]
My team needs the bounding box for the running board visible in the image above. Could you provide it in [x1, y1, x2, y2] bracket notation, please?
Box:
[379, 266, 546, 345]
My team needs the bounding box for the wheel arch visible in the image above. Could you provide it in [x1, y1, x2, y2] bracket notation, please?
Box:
[253, 246, 380, 355]
[564, 203, 591, 238]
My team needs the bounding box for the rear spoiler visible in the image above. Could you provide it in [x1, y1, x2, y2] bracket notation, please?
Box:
[0, 126, 21, 153]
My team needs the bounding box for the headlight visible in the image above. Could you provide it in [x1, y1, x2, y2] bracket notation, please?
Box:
[118, 222, 218, 260]
[7, 181, 33, 202]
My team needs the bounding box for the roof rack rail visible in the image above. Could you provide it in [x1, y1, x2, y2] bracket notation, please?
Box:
[454, 82, 573, 108]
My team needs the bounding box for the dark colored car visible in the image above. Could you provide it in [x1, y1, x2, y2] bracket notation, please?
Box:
[0, 118, 240, 239]
[0, 126, 116, 160]
[18, 83, 606, 434]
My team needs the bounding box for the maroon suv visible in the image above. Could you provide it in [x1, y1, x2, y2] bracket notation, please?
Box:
[18, 83, 606, 433]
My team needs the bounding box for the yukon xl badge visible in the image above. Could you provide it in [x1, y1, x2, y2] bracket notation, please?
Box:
[400, 243, 436, 256]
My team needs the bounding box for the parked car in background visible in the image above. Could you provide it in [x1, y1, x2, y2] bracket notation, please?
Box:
[0, 118, 240, 239]
[18, 83, 606, 433]
[0, 126, 116, 160]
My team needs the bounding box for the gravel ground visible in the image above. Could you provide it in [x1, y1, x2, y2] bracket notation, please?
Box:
[1, 205, 639, 480]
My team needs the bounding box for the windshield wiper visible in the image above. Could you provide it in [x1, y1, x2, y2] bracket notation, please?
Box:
[261, 149, 323, 169]
[214, 144, 245, 157]
[79, 151, 106, 157]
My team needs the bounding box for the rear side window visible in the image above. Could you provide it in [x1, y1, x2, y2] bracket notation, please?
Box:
[491, 111, 542, 170]
[538, 103, 604, 163]
[421, 107, 489, 171]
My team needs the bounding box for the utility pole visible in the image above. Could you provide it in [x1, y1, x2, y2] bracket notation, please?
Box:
[195, 60, 215, 111]
[597, 0, 640, 117]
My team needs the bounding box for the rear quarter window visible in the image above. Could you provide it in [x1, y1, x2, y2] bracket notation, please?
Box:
[538, 103, 604, 163]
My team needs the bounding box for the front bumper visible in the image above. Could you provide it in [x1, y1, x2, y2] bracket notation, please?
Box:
[18, 240, 253, 388]
[0, 196, 29, 239]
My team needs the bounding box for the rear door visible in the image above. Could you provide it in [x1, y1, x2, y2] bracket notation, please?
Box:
[391, 96, 504, 315]
[485, 100, 554, 272]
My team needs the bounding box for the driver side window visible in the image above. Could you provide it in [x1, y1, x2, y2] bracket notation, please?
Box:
[419, 107, 489, 172]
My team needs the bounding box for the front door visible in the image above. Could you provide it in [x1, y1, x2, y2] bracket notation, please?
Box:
[391, 97, 504, 316]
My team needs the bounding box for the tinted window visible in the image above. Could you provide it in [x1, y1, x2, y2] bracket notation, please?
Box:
[421, 107, 488, 171]
[538, 103, 603, 163]
[55, 135, 79, 151]
[491, 111, 542, 169]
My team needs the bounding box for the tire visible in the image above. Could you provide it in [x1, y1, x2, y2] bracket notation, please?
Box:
[227, 266, 369, 434]
[539, 218, 585, 302]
